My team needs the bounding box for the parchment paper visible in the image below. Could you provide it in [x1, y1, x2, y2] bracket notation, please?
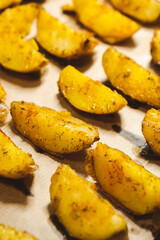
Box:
[0, 0, 160, 239]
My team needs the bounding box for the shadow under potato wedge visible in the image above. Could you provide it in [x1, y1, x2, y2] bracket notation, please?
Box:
[0, 3, 40, 37]
[151, 29, 160, 65]
[142, 108, 160, 156]
[0, 0, 21, 10]
[50, 164, 128, 240]
[0, 129, 38, 179]
[58, 65, 127, 114]
[71, 0, 140, 44]
[86, 142, 160, 215]
[10, 101, 99, 154]
[0, 224, 38, 240]
[102, 47, 160, 108]
[110, 0, 160, 23]
[36, 8, 98, 60]
[0, 30, 48, 73]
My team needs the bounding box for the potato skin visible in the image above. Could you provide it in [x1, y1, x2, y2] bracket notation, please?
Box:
[151, 29, 160, 65]
[86, 142, 160, 215]
[102, 47, 160, 107]
[0, 224, 38, 240]
[0, 0, 21, 10]
[50, 164, 127, 240]
[0, 129, 38, 179]
[36, 8, 97, 59]
[0, 84, 8, 122]
[10, 101, 99, 154]
[110, 0, 160, 23]
[58, 65, 127, 114]
[72, 0, 140, 44]
[0, 3, 40, 37]
[142, 108, 160, 156]
[0, 30, 48, 73]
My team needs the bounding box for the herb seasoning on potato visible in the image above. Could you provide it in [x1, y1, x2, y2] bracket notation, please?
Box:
[86, 142, 160, 215]
[50, 164, 127, 240]
[10, 101, 99, 154]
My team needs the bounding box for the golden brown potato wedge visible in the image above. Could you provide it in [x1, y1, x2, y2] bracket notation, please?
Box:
[72, 0, 140, 44]
[151, 29, 160, 65]
[0, 84, 8, 122]
[58, 65, 127, 114]
[0, 224, 38, 240]
[10, 101, 99, 154]
[62, 4, 75, 14]
[86, 142, 160, 215]
[142, 108, 160, 156]
[50, 164, 127, 240]
[110, 0, 160, 23]
[102, 47, 160, 107]
[0, 3, 40, 37]
[36, 8, 97, 59]
[0, 0, 21, 10]
[0, 30, 48, 73]
[0, 129, 38, 178]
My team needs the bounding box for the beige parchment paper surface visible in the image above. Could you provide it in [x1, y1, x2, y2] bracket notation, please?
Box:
[1, 0, 160, 239]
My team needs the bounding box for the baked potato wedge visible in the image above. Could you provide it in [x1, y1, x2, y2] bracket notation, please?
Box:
[102, 47, 160, 107]
[0, 84, 8, 122]
[151, 29, 160, 65]
[110, 0, 160, 23]
[0, 0, 21, 10]
[10, 101, 99, 154]
[72, 0, 140, 44]
[50, 164, 127, 240]
[0, 129, 38, 179]
[86, 142, 160, 215]
[142, 108, 160, 156]
[58, 65, 127, 114]
[0, 30, 48, 73]
[0, 3, 40, 37]
[36, 8, 97, 59]
[0, 224, 38, 240]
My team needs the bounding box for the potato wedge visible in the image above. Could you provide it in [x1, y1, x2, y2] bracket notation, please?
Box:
[0, 3, 40, 37]
[86, 142, 160, 215]
[0, 224, 38, 240]
[110, 0, 160, 23]
[0, 84, 8, 122]
[10, 101, 99, 154]
[0, 30, 48, 73]
[142, 108, 160, 156]
[58, 65, 127, 114]
[151, 29, 160, 65]
[72, 0, 140, 44]
[36, 8, 97, 59]
[0, 0, 21, 10]
[62, 4, 75, 14]
[0, 129, 38, 178]
[102, 47, 160, 107]
[50, 164, 127, 240]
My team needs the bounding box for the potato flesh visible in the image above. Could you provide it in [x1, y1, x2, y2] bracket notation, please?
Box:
[72, 0, 140, 44]
[0, 224, 38, 240]
[36, 8, 97, 59]
[151, 29, 160, 64]
[0, 3, 40, 37]
[0, 30, 48, 73]
[102, 47, 160, 107]
[142, 108, 160, 156]
[10, 101, 99, 154]
[86, 142, 160, 215]
[58, 65, 127, 114]
[0, 129, 38, 179]
[50, 164, 127, 240]
[0, 84, 8, 122]
[110, 0, 160, 23]
[0, 0, 21, 10]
